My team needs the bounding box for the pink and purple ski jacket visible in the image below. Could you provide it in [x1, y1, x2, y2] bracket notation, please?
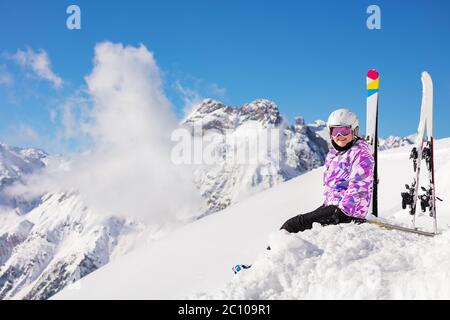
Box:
[323, 138, 375, 218]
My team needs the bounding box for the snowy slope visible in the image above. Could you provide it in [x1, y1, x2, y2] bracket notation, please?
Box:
[56, 138, 450, 300]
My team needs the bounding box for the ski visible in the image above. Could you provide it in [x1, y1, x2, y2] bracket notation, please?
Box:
[417, 72, 442, 234]
[401, 71, 440, 233]
[366, 69, 379, 217]
[367, 220, 437, 237]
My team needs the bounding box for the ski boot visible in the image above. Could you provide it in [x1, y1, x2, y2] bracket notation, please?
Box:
[232, 264, 252, 274]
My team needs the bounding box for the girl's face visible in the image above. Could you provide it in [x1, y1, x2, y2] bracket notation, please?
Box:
[333, 133, 353, 147]
[331, 126, 353, 147]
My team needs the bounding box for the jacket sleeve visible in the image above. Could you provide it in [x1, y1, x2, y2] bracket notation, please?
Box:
[338, 148, 374, 218]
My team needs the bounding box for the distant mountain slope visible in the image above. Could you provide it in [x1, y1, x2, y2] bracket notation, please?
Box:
[0, 143, 47, 213]
[378, 134, 415, 151]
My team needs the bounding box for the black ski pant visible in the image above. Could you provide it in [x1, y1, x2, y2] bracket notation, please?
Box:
[280, 205, 365, 234]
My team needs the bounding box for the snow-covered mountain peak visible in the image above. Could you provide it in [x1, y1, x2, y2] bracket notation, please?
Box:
[239, 99, 282, 126]
[0, 143, 47, 178]
[190, 98, 231, 117]
[0, 143, 48, 213]
[183, 99, 235, 133]
[312, 119, 326, 126]
[294, 116, 305, 126]
[184, 98, 283, 130]
[378, 134, 416, 151]
[305, 120, 328, 141]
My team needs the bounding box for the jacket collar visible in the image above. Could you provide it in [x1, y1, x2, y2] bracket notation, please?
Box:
[331, 137, 361, 153]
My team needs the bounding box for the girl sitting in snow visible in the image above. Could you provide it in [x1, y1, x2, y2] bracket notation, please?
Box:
[233, 109, 375, 274]
[280, 108, 375, 233]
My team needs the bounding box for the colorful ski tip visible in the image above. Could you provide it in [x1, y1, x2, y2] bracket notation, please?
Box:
[367, 69, 379, 96]
[367, 69, 379, 80]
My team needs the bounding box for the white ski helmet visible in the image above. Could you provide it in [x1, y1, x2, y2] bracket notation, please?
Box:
[327, 108, 359, 136]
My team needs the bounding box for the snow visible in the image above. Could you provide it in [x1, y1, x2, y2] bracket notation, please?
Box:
[198, 225, 450, 299]
[55, 138, 450, 300]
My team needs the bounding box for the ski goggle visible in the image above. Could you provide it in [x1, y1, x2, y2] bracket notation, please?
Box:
[330, 126, 352, 137]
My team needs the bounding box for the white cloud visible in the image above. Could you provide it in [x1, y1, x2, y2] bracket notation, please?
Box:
[174, 80, 204, 117]
[0, 64, 13, 86]
[49, 108, 57, 122]
[54, 92, 91, 142]
[174, 80, 227, 118]
[12, 48, 63, 88]
[2, 123, 41, 148]
[208, 83, 227, 98]
[7, 42, 202, 224]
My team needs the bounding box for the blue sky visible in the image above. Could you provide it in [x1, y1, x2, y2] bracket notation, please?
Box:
[0, 0, 449, 152]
